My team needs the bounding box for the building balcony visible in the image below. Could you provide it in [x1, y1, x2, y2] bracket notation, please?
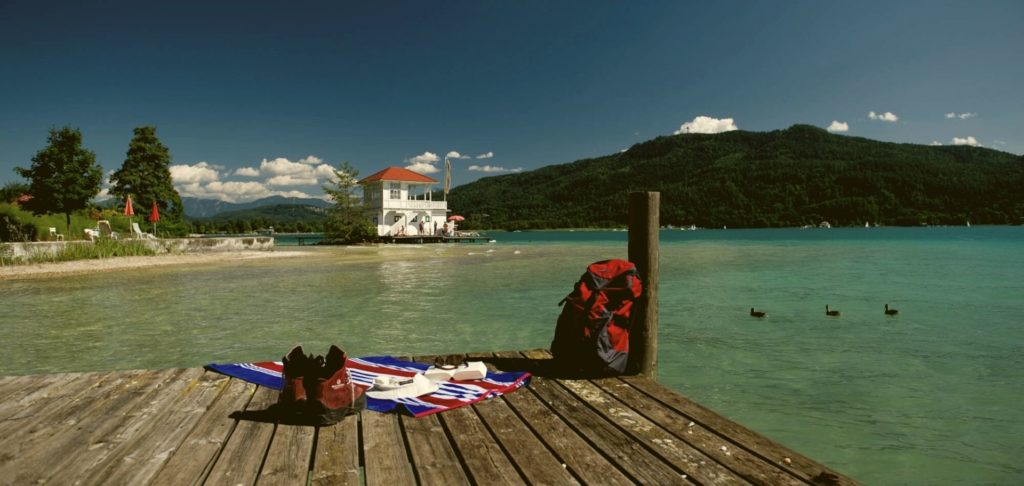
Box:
[368, 199, 447, 211]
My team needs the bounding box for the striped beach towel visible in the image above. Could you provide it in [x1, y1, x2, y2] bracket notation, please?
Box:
[205, 356, 531, 417]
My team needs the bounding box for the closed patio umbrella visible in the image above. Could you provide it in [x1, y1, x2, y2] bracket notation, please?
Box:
[124, 195, 134, 237]
[149, 200, 160, 235]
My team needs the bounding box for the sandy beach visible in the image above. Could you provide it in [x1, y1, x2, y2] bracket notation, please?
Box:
[0, 250, 312, 281]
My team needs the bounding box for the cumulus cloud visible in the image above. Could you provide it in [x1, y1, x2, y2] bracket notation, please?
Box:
[952, 136, 980, 146]
[945, 112, 976, 120]
[868, 111, 899, 122]
[930, 141, 943, 146]
[674, 116, 738, 135]
[175, 180, 317, 203]
[406, 162, 440, 174]
[175, 154, 339, 202]
[170, 161, 220, 184]
[476, 151, 494, 159]
[404, 151, 441, 174]
[468, 165, 523, 173]
[446, 151, 470, 159]
[826, 121, 849, 133]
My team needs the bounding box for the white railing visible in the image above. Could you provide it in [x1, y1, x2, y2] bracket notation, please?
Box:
[370, 200, 447, 210]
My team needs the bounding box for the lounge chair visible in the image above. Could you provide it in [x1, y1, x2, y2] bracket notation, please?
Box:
[131, 222, 156, 239]
[97, 220, 119, 239]
[48, 227, 64, 241]
[84, 228, 98, 241]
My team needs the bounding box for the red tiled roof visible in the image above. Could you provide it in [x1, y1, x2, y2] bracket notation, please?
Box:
[359, 166, 438, 184]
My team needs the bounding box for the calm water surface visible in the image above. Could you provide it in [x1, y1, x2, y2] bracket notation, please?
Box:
[3, 226, 1022, 484]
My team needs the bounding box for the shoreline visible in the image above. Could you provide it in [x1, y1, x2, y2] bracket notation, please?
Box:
[0, 250, 313, 281]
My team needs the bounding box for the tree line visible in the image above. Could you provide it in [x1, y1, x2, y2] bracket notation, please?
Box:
[3, 127, 373, 243]
[449, 125, 1024, 229]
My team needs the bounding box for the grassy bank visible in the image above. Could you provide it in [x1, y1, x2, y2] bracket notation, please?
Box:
[0, 239, 158, 266]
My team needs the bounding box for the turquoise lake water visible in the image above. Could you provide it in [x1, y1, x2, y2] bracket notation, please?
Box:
[2, 226, 1022, 484]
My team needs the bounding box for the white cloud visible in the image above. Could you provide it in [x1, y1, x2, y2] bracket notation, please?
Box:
[266, 175, 319, 187]
[234, 167, 260, 177]
[868, 111, 898, 122]
[257, 156, 338, 184]
[260, 157, 309, 176]
[407, 152, 440, 165]
[674, 116, 738, 134]
[468, 165, 523, 173]
[298, 155, 323, 165]
[945, 112, 976, 120]
[446, 151, 470, 159]
[175, 180, 317, 203]
[952, 136, 980, 146]
[993, 140, 1007, 146]
[476, 151, 494, 159]
[826, 121, 849, 133]
[406, 162, 440, 174]
[170, 161, 220, 184]
[930, 141, 943, 146]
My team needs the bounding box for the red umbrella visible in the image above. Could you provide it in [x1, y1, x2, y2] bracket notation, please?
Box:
[149, 200, 160, 235]
[124, 195, 135, 237]
[447, 215, 465, 222]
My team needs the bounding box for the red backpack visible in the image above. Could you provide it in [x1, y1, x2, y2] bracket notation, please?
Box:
[551, 259, 642, 374]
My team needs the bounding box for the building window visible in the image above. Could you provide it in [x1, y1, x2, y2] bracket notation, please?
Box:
[372, 216, 378, 225]
[389, 183, 401, 200]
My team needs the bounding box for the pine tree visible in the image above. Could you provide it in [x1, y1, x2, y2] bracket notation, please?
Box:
[322, 161, 376, 243]
[16, 127, 103, 237]
[109, 126, 183, 222]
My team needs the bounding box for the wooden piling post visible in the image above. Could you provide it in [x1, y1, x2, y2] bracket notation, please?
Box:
[628, 191, 659, 378]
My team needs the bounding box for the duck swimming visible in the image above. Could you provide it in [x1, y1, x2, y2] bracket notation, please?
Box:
[826, 305, 841, 317]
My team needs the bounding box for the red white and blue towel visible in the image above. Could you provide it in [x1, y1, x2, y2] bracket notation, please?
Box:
[205, 355, 531, 417]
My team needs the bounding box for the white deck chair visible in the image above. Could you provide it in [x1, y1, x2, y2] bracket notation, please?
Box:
[48, 227, 64, 241]
[131, 222, 156, 239]
[97, 220, 118, 239]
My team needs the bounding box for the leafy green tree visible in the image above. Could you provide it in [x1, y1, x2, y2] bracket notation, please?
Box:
[109, 126, 184, 224]
[322, 161, 376, 243]
[16, 127, 103, 237]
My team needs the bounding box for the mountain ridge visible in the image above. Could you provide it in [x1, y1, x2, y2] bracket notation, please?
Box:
[448, 125, 1024, 229]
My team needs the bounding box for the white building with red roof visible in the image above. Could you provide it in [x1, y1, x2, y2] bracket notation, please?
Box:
[358, 166, 448, 237]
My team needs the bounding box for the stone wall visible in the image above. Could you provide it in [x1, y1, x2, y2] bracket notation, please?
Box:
[0, 237, 275, 260]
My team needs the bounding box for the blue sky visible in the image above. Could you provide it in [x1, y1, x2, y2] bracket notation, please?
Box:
[1, 1, 1021, 202]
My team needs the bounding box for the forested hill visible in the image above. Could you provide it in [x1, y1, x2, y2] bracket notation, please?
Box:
[449, 125, 1024, 229]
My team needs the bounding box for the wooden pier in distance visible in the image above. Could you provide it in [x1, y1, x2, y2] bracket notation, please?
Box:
[384, 234, 494, 244]
[0, 350, 855, 485]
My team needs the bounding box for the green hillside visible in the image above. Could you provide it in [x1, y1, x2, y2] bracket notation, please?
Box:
[449, 125, 1024, 229]
[188, 204, 328, 234]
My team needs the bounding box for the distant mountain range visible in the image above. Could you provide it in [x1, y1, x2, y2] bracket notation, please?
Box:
[182, 196, 331, 219]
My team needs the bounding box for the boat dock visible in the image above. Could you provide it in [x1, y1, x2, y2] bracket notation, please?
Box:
[384, 235, 494, 244]
[0, 349, 855, 485]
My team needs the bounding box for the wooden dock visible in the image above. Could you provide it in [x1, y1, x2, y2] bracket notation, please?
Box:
[384, 235, 494, 244]
[0, 350, 855, 485]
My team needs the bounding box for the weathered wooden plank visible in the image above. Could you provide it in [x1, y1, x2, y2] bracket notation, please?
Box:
[491, 353, 633, 485]
[150, 378, 258, 486]
[400, 412, 471, 485]
[592, 377, 804, 486]
[30, 368, 203, 484]
[621, 375, 857, 486]
[470, 394, 574, 485]
[311, 417, 361, 486]
[77, 370, 234, 485]
[557, 377, 745, 485]
[439, 403, 525, 485]
[0, 372, 101, 432]
[203, 385, 279, 485]
[259, 422, 317, 484]
[362, 409, 416, 486]
[528, 375, 694, 484]
[0, 368, 182, 484]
